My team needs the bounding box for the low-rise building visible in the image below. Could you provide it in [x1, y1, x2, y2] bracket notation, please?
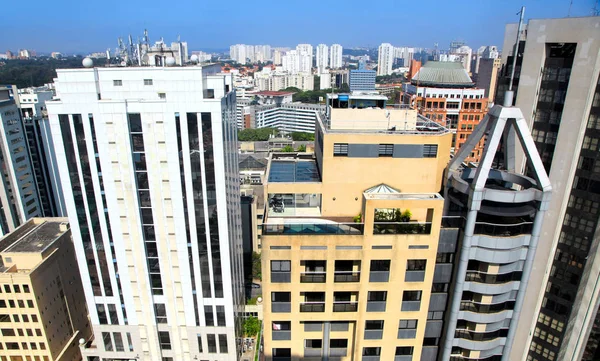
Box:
[0, 218, 92, 361]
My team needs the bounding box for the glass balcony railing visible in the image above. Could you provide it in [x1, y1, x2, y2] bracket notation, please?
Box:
[300, 272, 326, 283]
[334, 271, 360, 282]
[473, 221, 533, 236]
[263, 222, 364, 235]
[373, 222, 432, 235]
[300, 302, 325, 312]
[459, 300, 515, 314]
[465, 271, 523, 284]
[333, 302, 358, 312]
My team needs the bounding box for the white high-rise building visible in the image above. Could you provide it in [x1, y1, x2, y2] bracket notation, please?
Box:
[377, 42, 394, 75]
[316, 44, 329, 73]
[46, 64, 244, 361]
[330, 44, 343, 69]
[296, 44, 313, 72]
[282, 50, 300, 74]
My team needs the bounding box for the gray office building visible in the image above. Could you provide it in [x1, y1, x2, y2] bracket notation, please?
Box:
[349, 69, 376, 92]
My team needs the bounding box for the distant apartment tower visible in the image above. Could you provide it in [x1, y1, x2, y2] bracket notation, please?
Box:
[330, 44, 343, 69]
[474, 58, 501, 104]
[493, 16, 600, 361]
[0, 86, 43, 234]
[0, 218, 93, 361]
[261, 92, 453, 361]
[316, 44, 329, 74]
[46, 63, 244, 360]
[402, 61, 489, 162]
[377, 43, 394, 75]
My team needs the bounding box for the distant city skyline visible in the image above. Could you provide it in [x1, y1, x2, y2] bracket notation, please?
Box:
[0, 0, 595, 54]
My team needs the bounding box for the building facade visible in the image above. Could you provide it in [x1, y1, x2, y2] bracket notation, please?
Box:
[46, 64, 245, 361]
[377, 43, 394, 76]
[494, 16, 600, 361]
[0, 87, 43, 234]
[261, 93, 453, 361]
[316, 44, 329, 74]
[0, 218, 93, 361]
[330, 44, 343, 69]
[349, 69, 376, 92]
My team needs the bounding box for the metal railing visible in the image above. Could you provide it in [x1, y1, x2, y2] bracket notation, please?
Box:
[300, 272, 326, 283]
[334, 271, 360, 283]
[473, 221, 533, 236]
[454, 328, 508, 342]
[459, 300, 515, 313]
[333, 302, 358, 312]
[373, 222, 432, 235]
[465, 270, 523, 284]
[300, 302, 325, 312]
[263, 222, 364, 235]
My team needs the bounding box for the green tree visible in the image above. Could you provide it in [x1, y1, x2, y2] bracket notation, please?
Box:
[297, 144, 306, 152]
[243, 316, 261, 336]
[339, 83, 350, 93]
[291, 132, 314, 141]
[281, 145, 295, 152]
[252, 252, 261, 280]
[238, 127, 277, 141]
[314, 75, 320, 90]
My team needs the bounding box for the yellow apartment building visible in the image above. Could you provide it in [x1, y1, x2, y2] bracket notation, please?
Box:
[261, 94, 452, 361]
[0, 218, 92, 361]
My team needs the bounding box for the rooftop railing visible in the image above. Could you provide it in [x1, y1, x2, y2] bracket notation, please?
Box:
[263, 222, 364, 235]
[373, 222, 432, 235]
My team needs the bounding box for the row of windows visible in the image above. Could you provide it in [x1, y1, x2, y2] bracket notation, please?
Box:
[272, 346, 414, 358]
[271, 290, 422, 303]
[0, 328, 42, 336]
[418, 93, 483, 100]
[0, 341, 46, 350]
[0, 314, 39, 323]
[113, 79, 153, 86]
[0, 356, 49, 361]
[0, 284, 30, 294]
[333, 143, 438, 158]
[0, 299, 34, 308]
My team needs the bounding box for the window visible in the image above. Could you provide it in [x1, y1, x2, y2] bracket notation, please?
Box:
[432, 283, 449, 292]
[154, 304, 167, 324]
[379, 144, 394, 157]
[144, 79, 153, 85]
[204, 306, 214, 326]
[158, 331, 171, 350]
[218, 334, 228, 353]
[436, 253, 454, 263]
[207, 334, 217, 353]
[330, 339, 348, 348]
[305, 339, 322, 348]
[368, 291, 387, 301]
[158, 92, 166, 99]
[272, 321, 291, 331]
[103, 332, 112, 351]
[27, 300, 34, 308]
[365, 320, 384, 330]
[113, 333, 124, 352]
[272, 292, 291, 302]
[14, 285, 20, 293]
[423, 144, 438, 158]
[216, 306, 226, 326]
[108, 304, 118, 324]
[396, 347, 414, 355]
[113, 80, 123, 86]
[273, 348, 291, 358]
[407, 260, 427, 270]
[197, 335, 203, 352]
[370, 260, 390, 272]
[1, 328, 15, 336]
[399, 319, 418, 329]
[363, 347, 381, 356]
[271, 260, 291, 283]
[403, 290, 422, 301]
[333, 143, 348, 156]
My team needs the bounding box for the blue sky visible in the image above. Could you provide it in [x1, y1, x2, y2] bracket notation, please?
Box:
[0, 0, 595, 54]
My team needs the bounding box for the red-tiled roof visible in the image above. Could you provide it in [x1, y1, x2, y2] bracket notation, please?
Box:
[255, 91, 295, 96]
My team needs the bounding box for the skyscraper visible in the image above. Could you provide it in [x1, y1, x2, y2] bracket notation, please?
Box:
[494, 16, 600, 361]
[330, 44, 343, 69]
[377, 43, 394, 76]
[46, 63, 244, 361]
[316, 44, 329, 74]
[0, 86, 43, 234]
[296, 44, 313, 73]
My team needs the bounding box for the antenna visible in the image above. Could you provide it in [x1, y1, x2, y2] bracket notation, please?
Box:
[505, 6, 525, 107]
[568, 0, 574, 16]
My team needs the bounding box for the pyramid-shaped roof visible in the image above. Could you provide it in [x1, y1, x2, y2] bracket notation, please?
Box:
[364, 184, 401, 194]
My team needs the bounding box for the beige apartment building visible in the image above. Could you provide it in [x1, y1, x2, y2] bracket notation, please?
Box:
[0, 218, 91, 361]
[261, 94, 452, 361]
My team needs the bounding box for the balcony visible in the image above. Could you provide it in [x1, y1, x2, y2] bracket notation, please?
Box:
[300, 272, 326, 283]
[300, 303, 325, 312]
[272, 331, 291, 340]
[395, 356, 413, 361]
[373, 222, 432, 235]
[271, 302, 291, 313]
[473, 222, 533, 237]
[304, 348, 322, 357]
[401, 301, 421, 312]
[271, 272, 291, 283]
[405, 270, 426, 282]
[263, 222, 364, 235]
[369, 271, 390, 283]
[362, 356, 380, 361]
[364, 330, 383, 340]
[367, 301, 386, 312]
[333, 302, 358, 312]
[465, 270, 522, 284]
[334, 271, 360, 282]
[397, 329, 417, 339]
[330, 348, 348, 357]
[459, 301, 515, 314]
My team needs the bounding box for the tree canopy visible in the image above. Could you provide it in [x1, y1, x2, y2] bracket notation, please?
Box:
[0, 57, 86, 88]
[243, 316, 261, 336]
[290, 132, 314, 141]
[238, 127, 277, 141]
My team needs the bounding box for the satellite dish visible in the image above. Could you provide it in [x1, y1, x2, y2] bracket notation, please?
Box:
[190, 54, 199, 63]
[82, 57, 93, 68]
[166, 57, 176, 66]
[78, 338, 86, 345]
[120, 61, 127, 67]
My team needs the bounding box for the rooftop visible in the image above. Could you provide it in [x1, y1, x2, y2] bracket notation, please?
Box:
[1, 219, 68, 254]
[255, 91, 295, 96]
[411, 61, 474, 88]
